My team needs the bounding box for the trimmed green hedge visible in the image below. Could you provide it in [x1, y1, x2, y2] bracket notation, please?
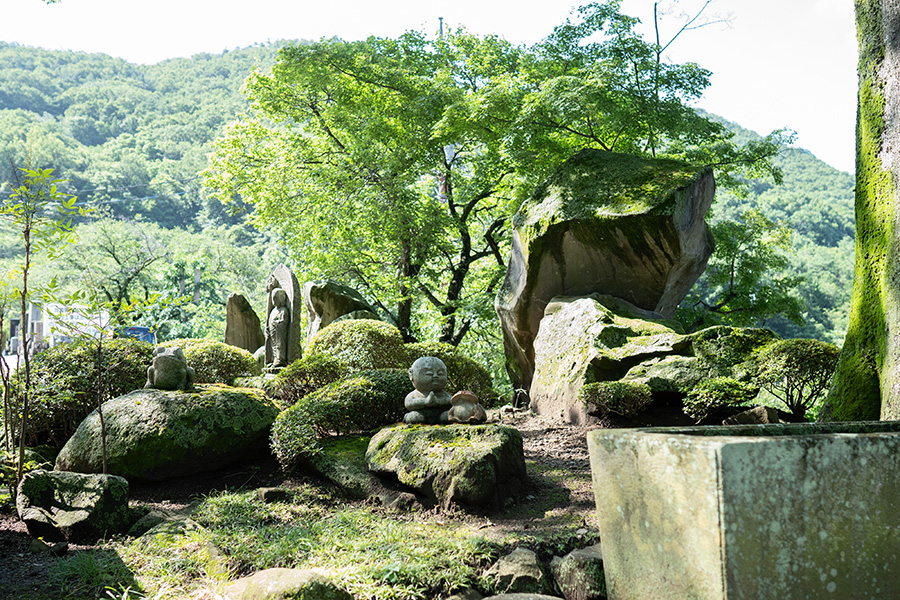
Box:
[579, 381, 653, 419]
[12, 338, 154, 447]
[270, 368, 409, 469]
[165, 338, 259, 384]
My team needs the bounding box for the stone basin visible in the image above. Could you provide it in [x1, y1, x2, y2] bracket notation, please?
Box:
[587, 421, 900, 600]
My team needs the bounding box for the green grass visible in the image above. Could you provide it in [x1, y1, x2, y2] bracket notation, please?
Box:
[49, 481, 504, 600]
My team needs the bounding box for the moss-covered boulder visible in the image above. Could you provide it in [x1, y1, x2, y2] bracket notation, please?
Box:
[530, 294, 688, 423]
[366, 424, 526, 510]
[222, 568, 353, 600]
[622, 325, 779, 393]
[495, 148, 714, 392]
[56, 384, 279, 482]
[16, 469, 132, 543]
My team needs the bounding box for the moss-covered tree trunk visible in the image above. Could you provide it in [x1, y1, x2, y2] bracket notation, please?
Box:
[826, 0, 900, 420]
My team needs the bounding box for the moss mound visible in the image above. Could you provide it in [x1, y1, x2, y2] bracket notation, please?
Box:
[301, 320, 496, 403]
[306, 320, 407, 371]
[578, 381, 653, 419]
[266, 353, 349, 407]
[165, 338, 259, 384]
[270, 369, 409, 470]
[683, 377, 760, 422]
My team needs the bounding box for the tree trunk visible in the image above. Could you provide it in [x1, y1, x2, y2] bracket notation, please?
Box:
[396, 239, 414, 342]
[826, 0, 900, 419]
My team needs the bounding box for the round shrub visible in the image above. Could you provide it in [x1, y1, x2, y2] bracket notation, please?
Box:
[305, 319, 407, 371]
[578, 381, 653, 419]
[165, 338, 259, 384]
[404, 341, 495, 403]
[12, 337, 154, 447]
[270, 368, 408, 469]
[683, 376, 759, 421]
[266, 353, 349, 406]
[757, 338, 840, 420]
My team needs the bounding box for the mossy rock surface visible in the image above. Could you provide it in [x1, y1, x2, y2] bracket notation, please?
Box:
[530, 294, 687, 423]
[55, 384, 279, 482]
[16, 469, 132, 543]
[496, 148, 714, 393]
[222, 568, 353, 600]
[366, 424, 526, 509]
[300, 435, 374, 499]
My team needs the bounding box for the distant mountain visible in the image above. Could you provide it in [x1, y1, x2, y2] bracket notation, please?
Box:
[0, 40, 289, 229]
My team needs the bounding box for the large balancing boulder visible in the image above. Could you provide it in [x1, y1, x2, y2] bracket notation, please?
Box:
[366, 424, 526, 509]
[56, 384, 279, 481]
[303, 279, 380, 344]
[496, 148, 714, 392]
[530, 294, 688, 424]
[16, 469, 131, 543]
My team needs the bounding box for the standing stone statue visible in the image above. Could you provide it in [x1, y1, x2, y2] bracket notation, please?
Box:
[266, 287, 290, 369]
[264, 265, 303, 370]
[403, 356, 453, 424]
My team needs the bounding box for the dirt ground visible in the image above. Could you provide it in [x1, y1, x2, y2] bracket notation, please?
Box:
[0, 411, 600, 599]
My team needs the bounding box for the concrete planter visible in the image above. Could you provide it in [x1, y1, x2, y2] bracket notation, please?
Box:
[587, 422, 900, 600]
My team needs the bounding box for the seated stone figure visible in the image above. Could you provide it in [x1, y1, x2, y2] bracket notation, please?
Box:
[447, 390, 487, 424]
[145, 346, 195, 391]
[403, 356, 452, 424]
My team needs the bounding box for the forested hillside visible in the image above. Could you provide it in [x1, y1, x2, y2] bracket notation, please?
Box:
[0, 41, 286, 228]
[709, 120, 854, 344]
[0, 42, 855, 348]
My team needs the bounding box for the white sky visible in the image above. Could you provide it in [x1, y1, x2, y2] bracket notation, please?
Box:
[2, 0, 858, 173]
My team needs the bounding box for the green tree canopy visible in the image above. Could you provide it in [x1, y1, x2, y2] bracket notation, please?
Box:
[205, 1, 785, 348]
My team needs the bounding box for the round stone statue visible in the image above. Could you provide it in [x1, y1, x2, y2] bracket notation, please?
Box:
[447, 390, 487, 424]
[145, 346, 195, 391]
[403, 356, 452, 424]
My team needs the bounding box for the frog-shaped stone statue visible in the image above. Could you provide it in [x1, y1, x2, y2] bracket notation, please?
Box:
[144, 346, 195, 391]
[447, 390, 487, 424]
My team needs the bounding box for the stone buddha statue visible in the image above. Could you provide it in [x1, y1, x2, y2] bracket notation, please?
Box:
[403, 356, 453, 424]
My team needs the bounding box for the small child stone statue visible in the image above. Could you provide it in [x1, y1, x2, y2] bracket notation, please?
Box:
[447, 390, 487, 424]
[403, 356, 452, 424]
